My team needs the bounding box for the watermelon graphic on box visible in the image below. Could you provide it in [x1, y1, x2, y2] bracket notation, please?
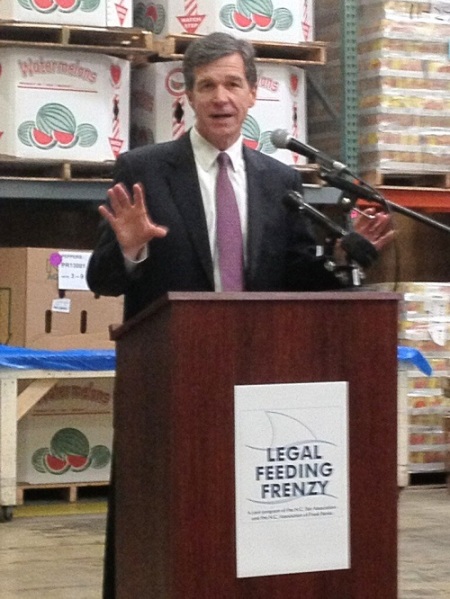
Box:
[0, 0, 132, 27]
[0, 48, 130, 161]
[18, 103, 98, 151]
[32, 428, 111, 476]
[132, 0, 314, 42]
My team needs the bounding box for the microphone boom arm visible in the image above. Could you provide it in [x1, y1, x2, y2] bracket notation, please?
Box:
[321, 171, 450, 236]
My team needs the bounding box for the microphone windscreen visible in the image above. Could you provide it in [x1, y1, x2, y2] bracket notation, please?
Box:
[270, 129, 290, 149]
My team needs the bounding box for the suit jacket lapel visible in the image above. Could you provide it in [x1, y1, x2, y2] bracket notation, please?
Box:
[164, 134, 214, 288]
[244, 146, 267, 285]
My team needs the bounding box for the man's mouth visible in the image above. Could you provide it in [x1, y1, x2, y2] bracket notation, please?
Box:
[211, 113, 233, 121]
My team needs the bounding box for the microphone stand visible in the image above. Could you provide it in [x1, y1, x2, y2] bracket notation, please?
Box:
[320, 170, 450, 236]
[283, 191, 378, 288]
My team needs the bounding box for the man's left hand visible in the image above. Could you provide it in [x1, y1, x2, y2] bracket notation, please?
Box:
[353, 207, 395, 251]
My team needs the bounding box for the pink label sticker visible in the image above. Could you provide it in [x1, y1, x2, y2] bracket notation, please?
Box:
[49, 252, 62, 267]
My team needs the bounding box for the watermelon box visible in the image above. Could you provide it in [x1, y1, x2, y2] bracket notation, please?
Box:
[17, 378, 114, 485]
[133, 0, 315, 43]
[0, 0, 132, 27]
[130, 61, 195, 147]
[245, 63, 307, 166]
[0, 48, 130, 162]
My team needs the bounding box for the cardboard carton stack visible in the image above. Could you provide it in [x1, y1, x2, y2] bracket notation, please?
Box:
[0, 247, 123, 350]
[309, 0, 450, 178]
[379, 282, 450, 475]
[357, 0, 450, 177]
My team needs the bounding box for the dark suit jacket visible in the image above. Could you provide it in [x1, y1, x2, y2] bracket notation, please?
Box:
[87, 133, 341, 320]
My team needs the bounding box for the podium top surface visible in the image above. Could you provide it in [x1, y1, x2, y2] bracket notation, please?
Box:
[111, 290, 401, 341]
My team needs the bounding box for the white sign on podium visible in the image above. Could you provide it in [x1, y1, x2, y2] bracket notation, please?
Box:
[235, 381, 350, 578]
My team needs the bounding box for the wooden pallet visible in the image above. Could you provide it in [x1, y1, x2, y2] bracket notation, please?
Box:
[154, 34, 327, 66]
[363, 170, 450, 190]
[0, 158, 114, 182]
[17, 481, 109, 504]
[0, 22, 155, 59]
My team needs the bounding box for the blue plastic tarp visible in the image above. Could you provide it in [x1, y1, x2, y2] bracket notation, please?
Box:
[0, 344, 430, 376]
[397, 345, 432, 376]
[0, 345, 115, 371]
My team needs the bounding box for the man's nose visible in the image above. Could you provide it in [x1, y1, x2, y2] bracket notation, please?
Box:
[213, 85, 229, 102]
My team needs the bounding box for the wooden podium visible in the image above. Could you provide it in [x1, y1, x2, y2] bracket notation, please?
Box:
[111, 291, 400, 599]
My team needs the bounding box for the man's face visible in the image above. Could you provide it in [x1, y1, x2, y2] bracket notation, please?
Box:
[187, 53, 257, 151]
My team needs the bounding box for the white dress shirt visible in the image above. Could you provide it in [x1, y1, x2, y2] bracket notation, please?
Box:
[126, 127, 249, 291]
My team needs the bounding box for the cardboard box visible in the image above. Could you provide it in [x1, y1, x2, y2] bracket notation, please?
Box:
[246, 63, 306, 166]
[130, 61, 195, 147]
[0, 248, 123, 350]
[0, 48, 130, 161]
[0, 0, 132, 27]
[134, 0, 314, 43]
[130, 61, 307, 167]
[17, 378, 114, 484]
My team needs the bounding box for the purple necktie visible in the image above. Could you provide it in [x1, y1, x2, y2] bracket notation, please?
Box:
[216, 152, 244, 291]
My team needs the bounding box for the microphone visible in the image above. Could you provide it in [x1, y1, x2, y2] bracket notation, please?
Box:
[271, 129, 352, 175]
[283, 191, 378, 268]
[321, 171, 384, 203]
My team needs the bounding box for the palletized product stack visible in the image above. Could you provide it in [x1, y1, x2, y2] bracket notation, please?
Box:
[358, 0, 450, 177]
[309, 0, 450, 180]
[302, 0, 342, 159]
[396, 282, 450, 475]
[0, 1, 134, 163]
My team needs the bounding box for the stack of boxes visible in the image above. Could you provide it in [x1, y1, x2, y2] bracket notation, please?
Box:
[394, 283, 450, 475]
[358, 0, 450, 177]
[0, 1, 132, 162]
[0, 5, 132, 487]
[0, 247, 119, 486]
[308, 0, 450, 178]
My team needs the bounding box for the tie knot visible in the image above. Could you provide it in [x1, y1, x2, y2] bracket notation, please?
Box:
[217, 152, 231, 169]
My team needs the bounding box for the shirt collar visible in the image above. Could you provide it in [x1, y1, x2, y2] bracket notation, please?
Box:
[190, 127, 244, 172]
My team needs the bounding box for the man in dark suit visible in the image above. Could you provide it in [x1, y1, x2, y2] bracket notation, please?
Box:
[87, 32, 393, 598]
[87, 33, 392, 321]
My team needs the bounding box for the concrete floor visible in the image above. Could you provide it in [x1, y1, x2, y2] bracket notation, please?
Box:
[0, 486, 448, 598]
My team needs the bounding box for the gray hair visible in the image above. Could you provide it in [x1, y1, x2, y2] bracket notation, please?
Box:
[183, 32, 257, 91]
